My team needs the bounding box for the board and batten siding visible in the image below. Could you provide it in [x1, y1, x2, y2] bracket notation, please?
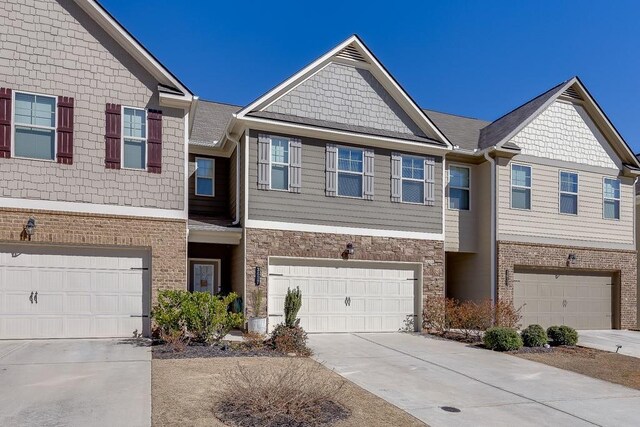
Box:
[445, 162, 479, 252]
[497, 157, 634, 248]
[247, 130, 443, 233]
[188, 154, 229, 218]
[229, 147, 237, 220]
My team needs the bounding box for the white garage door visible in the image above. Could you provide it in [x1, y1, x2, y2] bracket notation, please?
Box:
[0, 245, 149, 339]
[267, 259, 420, 333]
[513, 270, 613, 330]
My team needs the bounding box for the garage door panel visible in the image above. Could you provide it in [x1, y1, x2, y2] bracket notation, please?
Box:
[268, 261, 418, 333]
[0, 246, 148, 339]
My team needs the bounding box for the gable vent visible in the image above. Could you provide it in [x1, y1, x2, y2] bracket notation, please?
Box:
[562, 86, 582, 101]
[335, 45, 368, 63]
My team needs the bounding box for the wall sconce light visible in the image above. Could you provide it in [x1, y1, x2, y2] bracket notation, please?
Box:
[342, 242, 355, 259]
[567, 253, 577, 266]
[21, 217, 36, 241]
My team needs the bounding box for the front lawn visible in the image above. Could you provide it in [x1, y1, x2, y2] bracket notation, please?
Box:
[513, 346, 640, 390]
[152, 357, 426, 427]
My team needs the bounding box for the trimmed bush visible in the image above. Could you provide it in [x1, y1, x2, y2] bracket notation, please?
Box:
[521, 324, 548, 347]
[483, 327, 523, 351]
[152, 290, 244, 345]
[547, 325, 578, 346]
[270, 323, 311, 355]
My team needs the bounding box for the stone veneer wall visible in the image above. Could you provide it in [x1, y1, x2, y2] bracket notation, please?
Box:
[0, 208, 187, 303]
[497, 241, 637, 329]
[244, 228, 445, 322]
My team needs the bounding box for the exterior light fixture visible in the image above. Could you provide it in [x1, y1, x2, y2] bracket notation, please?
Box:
[346, 242, 355, 256]
[21, 217, 37, 241]
[567, 253, 577, 266]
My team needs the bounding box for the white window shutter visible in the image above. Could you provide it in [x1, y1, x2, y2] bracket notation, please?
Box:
[289, 138, 302, 193]
[363, 148, 375, 200]
[391, 152, 401, 203]
[326, 143, 337, 196]
[257, 134, 270, 190]
[424, 156, 436, 206]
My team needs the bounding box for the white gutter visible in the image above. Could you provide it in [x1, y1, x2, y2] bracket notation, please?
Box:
[225, 128, 241, 226]
[484, 150, 497, 306]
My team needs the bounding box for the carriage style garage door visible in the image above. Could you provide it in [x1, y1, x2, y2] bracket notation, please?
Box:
[267, 259, 420, 333]
[513, 270, 614, 330]
[0, 245, 149, 339]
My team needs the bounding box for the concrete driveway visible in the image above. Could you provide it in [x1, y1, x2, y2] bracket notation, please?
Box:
[578, 330, 640, 358]
[0, 339, 151, 427]
[309, 333, 640, 427]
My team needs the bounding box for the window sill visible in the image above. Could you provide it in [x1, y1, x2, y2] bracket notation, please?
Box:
[12, 155, 56, 163]
[195, 193, 216, 198]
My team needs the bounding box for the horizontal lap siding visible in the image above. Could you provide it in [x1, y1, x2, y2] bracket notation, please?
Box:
[497, 158, 633, 245]
[248, 131, 443, 233]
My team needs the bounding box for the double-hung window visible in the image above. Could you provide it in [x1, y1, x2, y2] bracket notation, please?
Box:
[559, 171, 578, 215]
[270, 137, 290, 191]
[195, 158, 215, 196]
[337, 147, 364, 198]
[511, 164, 531, 210]
[401, 156, 424, 203]
[123, 107, 147, 170]
[603, 178, 620, 220]
[449, 166, 470, 210]
[14, 92, 56, 160]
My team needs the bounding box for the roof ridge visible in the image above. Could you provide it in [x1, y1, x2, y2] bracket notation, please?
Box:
[422, 108, 490, 123]
[197, 98, 243, 108]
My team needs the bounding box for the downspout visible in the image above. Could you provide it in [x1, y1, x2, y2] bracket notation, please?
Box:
[634, 177, 638, 249]
[484, 150, 497, 306]
[226, 129, 241, 226]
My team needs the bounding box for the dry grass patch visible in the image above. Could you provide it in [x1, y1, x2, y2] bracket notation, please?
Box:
[514, 346, 640, 390]
[152, 357, 426, 427]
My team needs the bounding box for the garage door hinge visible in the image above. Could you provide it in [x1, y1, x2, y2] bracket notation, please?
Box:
[407, 278, 418, 281]
[269, 273, 284, 277]
[130, 267, 149, 270]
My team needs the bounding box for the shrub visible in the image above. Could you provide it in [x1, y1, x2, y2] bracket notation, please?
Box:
[493, 299, 523, 329]
[285, 286, 303, 327]
[483, 327, 523, 351]
[270, 323, 311, 356]
[215, 360, 349, 427]
[423, 296, 450, 333]
[521, 324, 547, 347]
[547, 325, 578, 346]
[152, 290, 244, 345]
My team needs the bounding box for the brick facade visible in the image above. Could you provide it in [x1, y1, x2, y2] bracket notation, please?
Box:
[244, 228, 445, 321]
[497, 241, 637, 329]
[0, 208, 187, 303]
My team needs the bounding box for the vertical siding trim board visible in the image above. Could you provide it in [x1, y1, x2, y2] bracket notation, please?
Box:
[391, 152, 401, 202]
[325, 143, 337, 196]
[147, 109, 162, 174]
[289, 138, 302, 193]
[363, 148, 375, 200]
[56, 96, 74, 164]
[0, 88, 11, 158]
[257, 134, 270, 190]
[105, 103, 122, 169]
[425, 156, 436, 206]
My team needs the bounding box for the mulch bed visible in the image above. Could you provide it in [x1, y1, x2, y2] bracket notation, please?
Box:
[424, 331, 482, 344]
[216, 399, 350, 427]
[152, 341, 285, 359]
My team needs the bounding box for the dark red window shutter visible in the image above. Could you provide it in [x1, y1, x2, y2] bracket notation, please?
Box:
[105, 103, 121, 169]
[147, 109, 162, 174]
[56, 96, 74, 164]
[0, 88, 11, 158]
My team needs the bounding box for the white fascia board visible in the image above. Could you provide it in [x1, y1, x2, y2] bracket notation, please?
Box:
[238, 116, 450, 156]
[159, 92, 193, 108]
[246, 219, 444, 241]
[0, 197, 187, 220]
[73, 0, 192, 99]
[188, 229, 242, 245]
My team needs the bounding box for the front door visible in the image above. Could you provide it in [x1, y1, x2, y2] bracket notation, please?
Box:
[189, 260, 219, 295]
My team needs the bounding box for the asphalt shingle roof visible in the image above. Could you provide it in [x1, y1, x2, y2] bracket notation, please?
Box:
[422, 109, 490, 151]
[190, 100, 240, 147]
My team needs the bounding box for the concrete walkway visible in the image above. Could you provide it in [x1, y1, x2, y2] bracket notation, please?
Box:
[578, 330, 640, 358]
[0, 339, 151, 427]
[309, 333, 640, 427]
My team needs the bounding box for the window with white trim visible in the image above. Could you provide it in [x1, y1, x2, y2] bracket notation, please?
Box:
[511, 164, 531, 210]
[449, 166, 469, 210]
[401, 156, 424, 203]
[603, 178, 620, 220]
[122, 107, 147, 170]
[270, 136, 290, 190]
[195, 157, 215, 196]
[559, 171, 578, 215]
[337, 147, 363, 198]
[14, 92, 56, 160]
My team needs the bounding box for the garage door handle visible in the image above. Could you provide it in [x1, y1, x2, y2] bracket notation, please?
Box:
[562, 299, 567, 308]
[34, 292, 37, 304]
[29, 292, 33, 304]
[129, 315, 149, 318]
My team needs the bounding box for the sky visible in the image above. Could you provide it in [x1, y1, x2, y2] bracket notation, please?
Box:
[101, 0, 640, 151]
